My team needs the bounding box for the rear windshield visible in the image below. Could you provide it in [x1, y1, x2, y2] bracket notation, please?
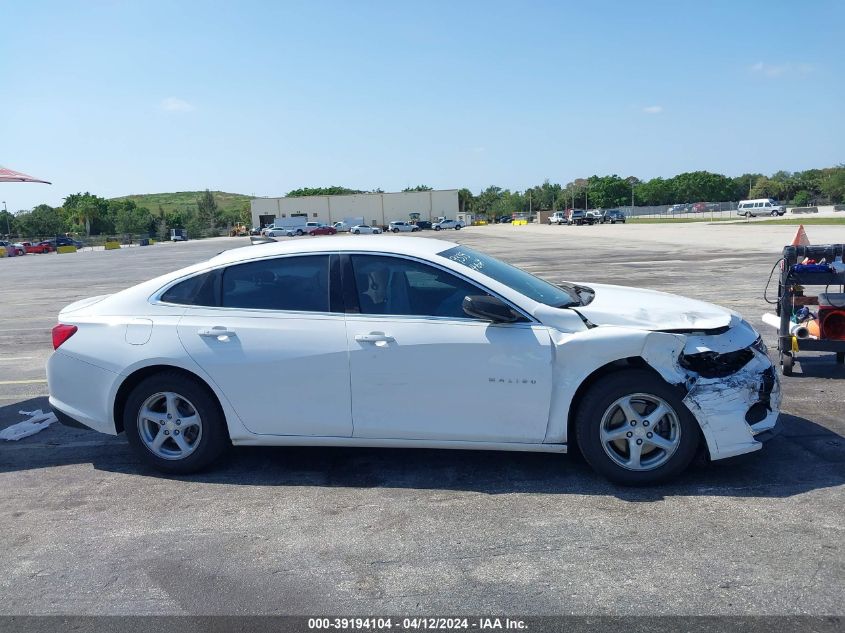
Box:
[438, 245, 579, 308]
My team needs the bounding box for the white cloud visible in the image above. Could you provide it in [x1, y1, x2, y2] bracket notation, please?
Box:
[750, 62, 814, 78]
[643, 105, 663, 114]
[159, 97, 195, 112]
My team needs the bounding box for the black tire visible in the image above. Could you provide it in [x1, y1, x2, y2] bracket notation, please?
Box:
[392, 228, 399, 233]
[781, 351, 794, 376]
[434, 225, 441, 231]
[455, 225, 461, 230]
[574, 369, 700, 485]
[353, 229, 360, 234]
[745, 212, 752, 218]
[771, 210, 778, 217]
[296, 229, 303, 236]
[836, 352, 845, 364]
[123, 371, 229, 474]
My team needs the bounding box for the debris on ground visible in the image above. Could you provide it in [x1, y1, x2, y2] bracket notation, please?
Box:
[0, 409, 58, 441]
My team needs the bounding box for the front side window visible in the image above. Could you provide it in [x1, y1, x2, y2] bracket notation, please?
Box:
[221, 255, 331, 312]
[438, 245, 580, 307]
[350, 255, 492, 319]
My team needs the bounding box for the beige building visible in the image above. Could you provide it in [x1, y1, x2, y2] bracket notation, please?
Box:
[251, 189, 459, 228]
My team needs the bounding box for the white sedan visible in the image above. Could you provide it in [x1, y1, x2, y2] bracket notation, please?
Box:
[47, 237, 780, 485]
[388, 221, 420, 233]
[433, 219, 463, 230]
[350, 225, 383, 234]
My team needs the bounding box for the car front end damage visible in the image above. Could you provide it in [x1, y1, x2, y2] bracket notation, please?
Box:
[645, 317, 781, 461]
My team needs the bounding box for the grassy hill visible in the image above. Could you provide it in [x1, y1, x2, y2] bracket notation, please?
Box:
[111, 191, 251, 215]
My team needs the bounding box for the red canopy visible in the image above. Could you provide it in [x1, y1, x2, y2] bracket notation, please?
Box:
[0, 166, 51, 184]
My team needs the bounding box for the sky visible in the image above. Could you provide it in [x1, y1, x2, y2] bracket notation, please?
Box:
[1, 0, 843, 211]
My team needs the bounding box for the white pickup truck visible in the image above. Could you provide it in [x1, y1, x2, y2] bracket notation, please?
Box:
[548, 212, 567, 225]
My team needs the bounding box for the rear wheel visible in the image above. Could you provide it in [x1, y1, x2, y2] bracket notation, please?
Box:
[434, 226, 441, 231]
[455, 225, 461, 230]
[771, 210, 778, 217]
[392, 228, 399, 233]
[123, 372, 229, 474]
[575, 370, 699, 485]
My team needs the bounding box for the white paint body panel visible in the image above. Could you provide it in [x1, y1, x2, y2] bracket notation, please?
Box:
[346, 316, 553, 442]
[177, 308, 352, 436]
[46, 236, 780, 464]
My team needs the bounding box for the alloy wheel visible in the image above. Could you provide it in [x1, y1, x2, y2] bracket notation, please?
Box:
[137, 392, 203, 460]
[599, 393, 681, 471]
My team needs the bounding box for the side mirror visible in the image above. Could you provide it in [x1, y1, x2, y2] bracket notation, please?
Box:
[462, 295, 520, 323]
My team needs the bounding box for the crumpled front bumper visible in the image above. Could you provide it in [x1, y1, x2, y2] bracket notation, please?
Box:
[682, 350, 782, 460]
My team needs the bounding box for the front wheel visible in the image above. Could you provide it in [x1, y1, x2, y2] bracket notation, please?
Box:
[434, 225, 441, 231]
[745, 212, 752, 218]
[296, 230, 303, 236]
[392, 228, 399, 233]
[123, 372, 229, 474]
[575, 369, 700, 485]
[455, 225, 461, 230]
[353, 230, 360, 234]
[771, 210, 778, 217]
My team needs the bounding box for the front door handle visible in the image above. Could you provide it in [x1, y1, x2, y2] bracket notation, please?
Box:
[198, 326, 235, 340]
[355, 332, 395, 343]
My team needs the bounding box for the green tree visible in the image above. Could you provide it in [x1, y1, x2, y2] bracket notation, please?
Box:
[63, 192, 108, 235]
[819, 165, 845, 203]
[196, 189, 219, 230]
[458, 188, 474, 214]
[402, 185, 433, 192]
[14, 204, 66, 238]
[791, 190, 812, 206]
[286, 186, 363, 197]
[111, 199, 153, 235]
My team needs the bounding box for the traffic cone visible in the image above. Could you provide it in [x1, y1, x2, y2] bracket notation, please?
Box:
[791, 224, 810, 246]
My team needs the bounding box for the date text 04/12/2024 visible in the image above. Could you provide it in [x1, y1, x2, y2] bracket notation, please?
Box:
[307, 618, 528, 630]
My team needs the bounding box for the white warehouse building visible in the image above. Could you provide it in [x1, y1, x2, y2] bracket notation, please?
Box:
[251, 189, 460, 229]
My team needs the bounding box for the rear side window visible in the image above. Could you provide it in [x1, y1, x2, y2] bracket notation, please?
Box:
[160, 271, 217, 306]
[221, 255, 331, 312]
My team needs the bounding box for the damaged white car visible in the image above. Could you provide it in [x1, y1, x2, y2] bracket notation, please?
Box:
[47, 237, 780, 485]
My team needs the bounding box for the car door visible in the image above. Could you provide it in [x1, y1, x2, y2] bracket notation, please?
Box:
[175, 254, 353, 437]
[344, 254, 554, 443]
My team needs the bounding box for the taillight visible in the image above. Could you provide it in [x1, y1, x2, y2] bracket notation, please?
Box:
[52, 324, 78, 350]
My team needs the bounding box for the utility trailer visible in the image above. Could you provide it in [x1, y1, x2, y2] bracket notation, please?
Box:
[778, 244, 845, 375]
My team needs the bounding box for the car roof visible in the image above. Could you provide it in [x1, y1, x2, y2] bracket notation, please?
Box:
[209, 236, 459, 266]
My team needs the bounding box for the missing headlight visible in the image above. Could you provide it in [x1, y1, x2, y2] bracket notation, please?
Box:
[679, 348, 755, 378]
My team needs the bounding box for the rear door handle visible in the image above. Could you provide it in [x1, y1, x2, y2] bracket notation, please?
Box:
[355, 332, 395, 343]
[198, 326, 235, 340]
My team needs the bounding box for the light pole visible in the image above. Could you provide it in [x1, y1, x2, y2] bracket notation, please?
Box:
[2, 201, 8, 236]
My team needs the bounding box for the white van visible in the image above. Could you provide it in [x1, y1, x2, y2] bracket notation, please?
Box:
[738, 198, 785, 217]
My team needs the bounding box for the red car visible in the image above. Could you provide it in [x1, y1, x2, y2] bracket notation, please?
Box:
[307, 224, 337, 236]
[22, 241, 54, 254]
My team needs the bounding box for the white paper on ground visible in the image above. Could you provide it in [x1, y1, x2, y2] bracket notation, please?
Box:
[0, 409, 58, 441]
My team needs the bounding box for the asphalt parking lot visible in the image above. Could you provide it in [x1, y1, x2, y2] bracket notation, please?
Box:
[1, 224, 843, 615]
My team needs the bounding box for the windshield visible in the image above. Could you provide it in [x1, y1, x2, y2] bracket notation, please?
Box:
[438, 245, 580, 307]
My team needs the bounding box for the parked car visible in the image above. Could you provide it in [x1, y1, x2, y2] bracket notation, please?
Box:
[585, 210, 603, 223]
[21, 241, 53, 254]
[333, 222, 352, 233]
[0, 240, 23, 256]
[738, 199, 786, 217]
[691, 202, 707, 213]
[600, 210, 626, 224]
[412, 221, 433, 230]
[432, 219, 463, 231]
[568, 210, 591, 226]
[265, 227, 294, 237]
[350, 225, 383, 234]
[47, 236, 780, 485]
[667, 204, 690, 214]
[497, 216, 513, 224]
[307, 224, 337, 236]
[548, 212, 567, 225]
[388, 221, 420, 233]
[249, 227, 263, 236]
[43, 236, 84, 249]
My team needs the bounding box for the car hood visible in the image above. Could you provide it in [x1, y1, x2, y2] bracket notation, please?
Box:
[573, 283, 733, 331]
